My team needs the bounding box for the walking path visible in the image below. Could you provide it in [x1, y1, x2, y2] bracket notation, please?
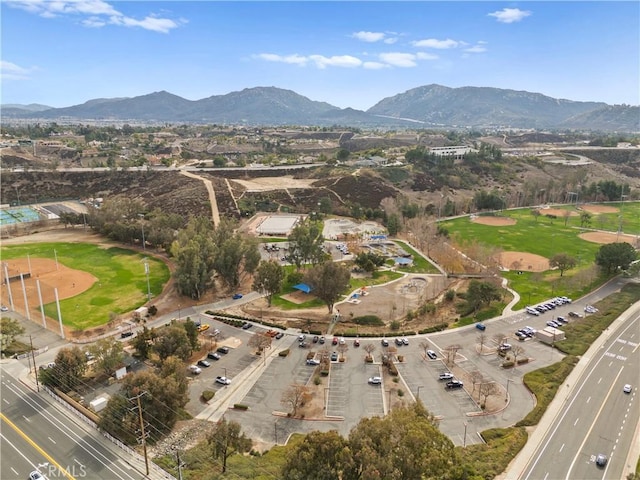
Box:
[179, 169, 220, 226]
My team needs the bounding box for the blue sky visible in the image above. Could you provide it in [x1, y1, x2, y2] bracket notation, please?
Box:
[1, 1, 639, 110]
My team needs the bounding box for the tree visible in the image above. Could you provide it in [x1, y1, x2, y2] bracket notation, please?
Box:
[530, 209, 541, 222]
[479, 382, 499, 407]
[248, 333, 272, 355]
[0, 317, 25, 352]
[208, 417, 252, 474]
[337, 342, 349, 360]
[87, 337, 124, 377]
[345, 402, 457, 480]
[303, 261, 351, 313]
[418, 340, 430, 359]
[512, 345, 526, 366]
[281, 383, 310, 417]
[443, 344, 461, 366]
[363, 343, 376, 362]
[580, 211, 592, 228]
[287, 219, 327, 269]
[252, 260, 285, 306]
[595, 242, 637, 274]
[476, 332, 487, 354]
[466, 280, 502, 313]
[43, 347, 87, 392]
[549, 253, 577, 277]
[212, 219, 260, 289]
[354, 252, 385, 273]
[183, 317, 200, 351]
[469, 370, 484, 396]
[131, 326, 154, 360]
[282, 430, 351, 480]
[492, 333, 507, 350]
[153, 325, 192, 362]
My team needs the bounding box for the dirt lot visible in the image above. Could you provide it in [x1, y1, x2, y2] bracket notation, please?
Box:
[497, 251, 550, 272]
[471, 216, 517, 226]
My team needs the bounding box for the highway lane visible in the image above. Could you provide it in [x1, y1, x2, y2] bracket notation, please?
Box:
[0, 371, 158, 480]
[520, 313, 639, 480]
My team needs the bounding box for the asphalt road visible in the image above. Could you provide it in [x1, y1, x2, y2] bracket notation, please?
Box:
[0, 370, 164, 480]
[519, 312, 639, 480]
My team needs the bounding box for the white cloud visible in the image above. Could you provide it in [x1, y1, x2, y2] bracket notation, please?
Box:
[352, 31, 386, 42]
[488, 8, 532, 24]
[383, 37, 398, 45]
[4, 0, 182, 33]
[363, 61, 389, 70]
[416, 52, 439, 60]
[255, 54, 308, 66]
[0, 60, 33, 80]
[464, 44, 487, 53]
[412, 38, 460, 49]
[378, 52, 421, 68]
[309, 55, 362, 69]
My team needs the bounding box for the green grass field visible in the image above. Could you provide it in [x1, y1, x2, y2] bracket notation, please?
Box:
[0, 243, 170, 330]
[440, 202, 640, 307]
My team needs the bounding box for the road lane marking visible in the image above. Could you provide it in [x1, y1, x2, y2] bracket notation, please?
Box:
[559, 443, 564, 452]
[11, 467, 19, 476]
[564, 366, 624, 480]
[543, 472, 549, 480]
[22, 415, 31, 422]
[2, 398, 9, 405]
[0, 413, 76, 480]
[586, 396, 591, 403]
[598, 377, 603, 383]
[48, 436, 57, 444]
[573, 418, 579, 426]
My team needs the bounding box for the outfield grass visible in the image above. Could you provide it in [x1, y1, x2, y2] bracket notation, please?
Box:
[0, 243, 169, 330]
[440, 202, 640, 307]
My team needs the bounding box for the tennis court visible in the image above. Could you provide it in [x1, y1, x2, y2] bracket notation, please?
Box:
[0, 206, 42, 225]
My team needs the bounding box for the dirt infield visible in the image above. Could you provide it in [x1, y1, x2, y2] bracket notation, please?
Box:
[581, 205, 619, 214]
[1, 258, 97, 330]
[579, 231, 638, 245]
[471, 216, 517, 226]
[497, 251, 550, 272]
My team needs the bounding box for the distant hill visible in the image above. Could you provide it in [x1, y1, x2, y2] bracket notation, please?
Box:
[2, 85, 637, 132]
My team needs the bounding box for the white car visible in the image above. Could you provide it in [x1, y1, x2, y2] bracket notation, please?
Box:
[188, 365, 202, 375]
[215, 376, 231, 385]
[306, 358, 320, 366]
[29, 472, 45, 480]
[368, 376, 382, 385]
[623, 384, 632, 393]
[0, 305, 8, 312]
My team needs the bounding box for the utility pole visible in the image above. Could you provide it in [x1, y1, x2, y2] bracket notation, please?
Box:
[175, 449, 184, 480]
[29, 335, 39, 392]
[130, 390, 150, 476]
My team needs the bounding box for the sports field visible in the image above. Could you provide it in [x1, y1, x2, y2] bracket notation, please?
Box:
[1, 242, 169, 331]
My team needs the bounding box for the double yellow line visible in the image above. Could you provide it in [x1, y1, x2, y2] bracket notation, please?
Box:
[0, 412, 76, 480]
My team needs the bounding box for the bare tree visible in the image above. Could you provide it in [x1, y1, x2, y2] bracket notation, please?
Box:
[363, 343, 376, 362]
[419, 340, 430, 358]
[492, 333, 506, 349]
[248, 333, 272, 354]
[443, 344, 461, 366]
[281, 384, 310, 417]
[470, 370, 484, 396]
[337, 342, 349, 360]
[476, 333, 487, 354]
[479, 382, 499, 407]
[512, 345, 525, 366]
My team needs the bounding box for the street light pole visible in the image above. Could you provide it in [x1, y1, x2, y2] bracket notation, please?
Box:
[463, 422, 468, 448]
[505, 379, 512, 402]
[416, 385, 423, 400]
[143, 259, 151, 301]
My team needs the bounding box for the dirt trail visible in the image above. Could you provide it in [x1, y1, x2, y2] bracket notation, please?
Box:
[179, 169, 221, 226]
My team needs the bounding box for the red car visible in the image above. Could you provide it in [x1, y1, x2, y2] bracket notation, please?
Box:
[353, 339, 360, 347]
[332, 337, 339, 345]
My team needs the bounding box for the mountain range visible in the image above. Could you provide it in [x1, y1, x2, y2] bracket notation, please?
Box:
[2, 85, 638, 132]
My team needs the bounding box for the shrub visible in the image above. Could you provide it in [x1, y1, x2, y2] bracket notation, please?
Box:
[397, 389, 404, 397]
[233, 404, 249, 410]
[502, 360, 514, 368]
[365, 356, 373, 363]
[517, 357, 529, 365]
[201, 390, 215, 402]
[313, 376, 321, 385]
[320, 370, 329, 376]
[390, 320, 401, 331]
[353, 315, 384, 326]
[397, 355, 404, 362]
[279, 349, 290, 357]
[445, 289, 456, 301]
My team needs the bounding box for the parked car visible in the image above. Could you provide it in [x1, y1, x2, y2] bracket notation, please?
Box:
[298, 341, 308, 348]
[318, 336, 325, 344]
[381, 339, 389, 347]
[197, 359, 211, 368]
[339, 337, 346, 345]
[207, 352, 221, 360]
[215, 376, 231, 385]
[585, 305, 598, 313]
[275, 332, 284, 339]
[556, 316, 568, 324]
[298, 334, 306, 342]
[427, 350, 437, 360]
[623, 384, 632, 393]
[332, 337, 339, 345]
[197, 324, 210, 333]
[402, 337, 409, 345]
[188, 365, 202, 375]
[368, 376, 382, 385]
[475, 323, 486, 331]
[499, 343, 512, 352]
[241, 322, 252, 330]
[312, 335, 319, 343]
[306, 358, 320, 366]
[547, 320, 560, 328]
[568, 311, 583, 318]
[446, 380, 464, 389]
[330, 351, 339, 361]
[217, 346, 230, 354]
[353, 338, 360, 347]
[232, 293, 243, 300]
[395, 338, 403, 346]
[0, 305, 8, 312]
[439, 372, 454, 380]
[29, 471, 45, 480]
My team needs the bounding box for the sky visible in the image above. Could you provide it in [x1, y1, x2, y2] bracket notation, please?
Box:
[1, 1, 639, 110]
